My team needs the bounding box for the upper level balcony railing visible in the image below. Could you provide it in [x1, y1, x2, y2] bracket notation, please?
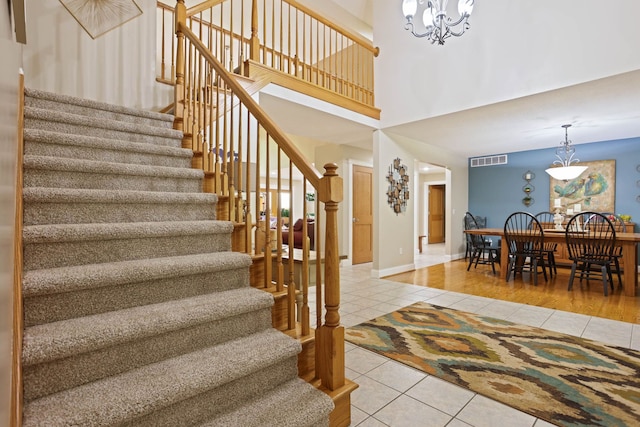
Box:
[158, 0, 379, 114]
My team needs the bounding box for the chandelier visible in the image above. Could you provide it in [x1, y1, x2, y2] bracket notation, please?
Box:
[545, 124, 588, 181]
[402, 0, 475, 45]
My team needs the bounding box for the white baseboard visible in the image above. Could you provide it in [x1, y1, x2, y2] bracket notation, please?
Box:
[372, 263, 415, 279]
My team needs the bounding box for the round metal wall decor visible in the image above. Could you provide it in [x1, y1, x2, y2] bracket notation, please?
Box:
[386, 157, 410, 215]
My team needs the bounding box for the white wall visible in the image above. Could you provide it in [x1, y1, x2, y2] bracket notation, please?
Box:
[373, 0, 640, 128]
[22, 0, 160, 109]
[372, 131, 415, 277]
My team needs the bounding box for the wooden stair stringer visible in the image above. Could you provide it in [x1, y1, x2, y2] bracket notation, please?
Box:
[311, 378, 359, 427]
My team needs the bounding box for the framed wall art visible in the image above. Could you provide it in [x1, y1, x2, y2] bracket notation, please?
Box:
[549, 159, 615, 213]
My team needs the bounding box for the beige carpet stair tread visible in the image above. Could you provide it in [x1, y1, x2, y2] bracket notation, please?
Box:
[23, 220, 233, 243]
[22, 330, 300, 427]
[24, 105, 182, 140]
[23, 154, 203, 180]
[23, 187, 218, 206]
[22, 287, 274, 366]
[22, 251, 251, 297]
[25, 87, 175, 125]
[24, 128, 191, 158]
[200, 377, 334, 427]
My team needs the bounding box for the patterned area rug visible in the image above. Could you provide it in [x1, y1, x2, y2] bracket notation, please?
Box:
[345, 302, 640, 426]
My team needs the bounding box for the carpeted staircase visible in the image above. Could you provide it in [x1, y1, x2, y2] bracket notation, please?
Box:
[19, 88, 334, 426]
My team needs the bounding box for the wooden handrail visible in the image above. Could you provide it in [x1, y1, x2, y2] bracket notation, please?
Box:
[178, 22, 322, 187]
[186, 0, 226, 17]
[283, 0, 379, 56]
[174, 1, 347, 407]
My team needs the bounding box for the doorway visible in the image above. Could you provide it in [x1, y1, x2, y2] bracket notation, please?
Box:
[352, 165, 373, 264]
[428, 184, 445, 244]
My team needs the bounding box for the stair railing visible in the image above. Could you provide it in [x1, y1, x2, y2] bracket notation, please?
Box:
[158, 0, 379, 108]
[174, 0, 347, 400]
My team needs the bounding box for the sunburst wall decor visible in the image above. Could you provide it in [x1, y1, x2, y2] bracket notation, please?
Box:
[60, 0, 143, 39]
[386, 157, 410, 215]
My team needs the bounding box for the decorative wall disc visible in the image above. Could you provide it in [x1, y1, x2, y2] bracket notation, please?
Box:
[386, 157, 410, 215]
[60, 0, 143, 39]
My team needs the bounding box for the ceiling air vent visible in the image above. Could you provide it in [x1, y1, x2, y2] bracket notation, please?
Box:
[470, 154, 508, 167]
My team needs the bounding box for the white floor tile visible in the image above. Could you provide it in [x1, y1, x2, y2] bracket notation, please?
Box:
[581, 316, 633, 347]
[540, 311, 590, 336]
[365, 360, 427, 393]
[354, 416, 387, 426]
[505, 306, 555, 328]
[406, 376, 475, 417]
[350, 375, 402, 415]
[372, 394, 452, 427]
[346, 347, 389, 375]
[456, 395, 536, 427]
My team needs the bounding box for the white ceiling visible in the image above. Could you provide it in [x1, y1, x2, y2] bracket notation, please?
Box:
[261, 68, 640, 160]
[384, 69, 640, 158]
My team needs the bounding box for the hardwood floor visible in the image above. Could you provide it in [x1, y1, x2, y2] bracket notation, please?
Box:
[386, 259, 640, 324]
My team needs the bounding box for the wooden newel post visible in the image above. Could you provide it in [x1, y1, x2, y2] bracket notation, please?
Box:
[317, 163, 344, 390]
[173, 0, 186, 133]
[249, 0, 260, 62]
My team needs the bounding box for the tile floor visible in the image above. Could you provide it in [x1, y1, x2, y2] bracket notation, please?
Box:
[319, 244, 640, 427]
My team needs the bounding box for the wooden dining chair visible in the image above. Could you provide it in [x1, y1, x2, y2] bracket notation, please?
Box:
[585, 212, 623, 287]
[565, 212, 617, 296]
[503, 212, 547, 285]
[534, 211, 558, 277]
[465, 212, 499, 274]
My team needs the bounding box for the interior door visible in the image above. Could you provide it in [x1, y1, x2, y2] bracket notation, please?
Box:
[352, 165, 373, 264]
[428, 184, 445, 244]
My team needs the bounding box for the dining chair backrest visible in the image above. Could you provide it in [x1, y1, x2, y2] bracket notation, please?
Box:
[465, 212, 485, 248]
[534, 211, 556, 230]
[504, 212, 544, 254]
[464, 212, 478, 230]
[595, 212, 627, 232]
[565, 212, 616, 262]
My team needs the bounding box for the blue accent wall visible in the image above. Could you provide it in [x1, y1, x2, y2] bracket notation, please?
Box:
[468, 137, 640, 231]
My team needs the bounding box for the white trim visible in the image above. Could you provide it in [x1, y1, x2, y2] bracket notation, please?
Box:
[371, 263, 416, 278]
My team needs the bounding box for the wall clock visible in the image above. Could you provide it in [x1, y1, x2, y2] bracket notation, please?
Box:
[386, 157, 410, 215]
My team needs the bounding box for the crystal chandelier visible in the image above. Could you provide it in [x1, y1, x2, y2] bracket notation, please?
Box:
[402, 0, 475, 45]
[545, 124, 588, 181]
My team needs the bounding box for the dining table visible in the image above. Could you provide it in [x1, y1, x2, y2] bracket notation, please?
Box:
[464, 227, 640, 297]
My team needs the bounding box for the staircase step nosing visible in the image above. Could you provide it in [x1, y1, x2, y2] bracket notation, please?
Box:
[22, 287, 274, 365]
[23, 220, 233, 243]
[25, 87, 175, 123]
[23, 187, 217, 205]
[24, 105, 182, 140]
[23, 155, 203, 180]
[23, 252, 252, 297]
[23, 128, 191, 158]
